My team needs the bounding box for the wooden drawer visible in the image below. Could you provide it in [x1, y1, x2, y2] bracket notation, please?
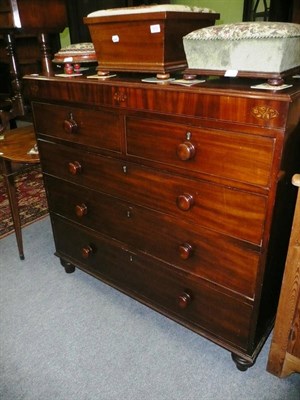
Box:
[39, 140, 267, 245]
[126, 116, 275, 188]
[32, 102, 123, 154]
[52, 215, 253, 350]
[46, 175, 260, 298]
[25, 76, 289, 130]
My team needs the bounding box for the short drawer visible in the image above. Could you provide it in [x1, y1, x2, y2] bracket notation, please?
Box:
[126, 116, 275, 187]
[52, 215, 253, 350]
[32, 102, 123, 153]
[46, 176, 260, 298]
[39, 140, 267, 245]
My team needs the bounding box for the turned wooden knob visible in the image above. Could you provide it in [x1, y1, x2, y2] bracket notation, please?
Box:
[63, 117, 78, 134]
[176, 193, 194, 211]
[179, 242, 194, 260]
[81, 245, 93, 259]
[75, 203, 88, 217]
[177, 141, 196, 161]
[68, 161, 82, 175]
[178, 291, 193, 309]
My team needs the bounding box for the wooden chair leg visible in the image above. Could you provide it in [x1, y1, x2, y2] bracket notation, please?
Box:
[2, 159, 24, 260]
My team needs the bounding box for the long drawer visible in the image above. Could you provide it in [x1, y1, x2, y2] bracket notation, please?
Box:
[32, 102, 123, 154]
[46, 175, 260, 299]
[52, 215, 253, 351]
[39, 140, 267, 245]
[126, 116, 275, 188]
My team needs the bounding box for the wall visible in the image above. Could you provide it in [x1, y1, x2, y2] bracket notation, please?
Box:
[60, 28, 71, 48]
[171, 0, 244, 24]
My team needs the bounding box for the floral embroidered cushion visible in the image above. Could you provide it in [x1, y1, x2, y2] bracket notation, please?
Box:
[53, 43, 97, 64]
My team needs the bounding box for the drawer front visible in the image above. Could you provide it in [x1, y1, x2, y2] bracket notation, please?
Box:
[32, 102, 123, 153]
[39, 140, 267, 245]
[126, 116, 275, 187]
[52, 215, 253, 350]
[46, 176, 260, 298]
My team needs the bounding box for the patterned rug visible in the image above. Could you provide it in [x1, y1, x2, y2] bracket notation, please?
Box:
[0, 167, 48, 239]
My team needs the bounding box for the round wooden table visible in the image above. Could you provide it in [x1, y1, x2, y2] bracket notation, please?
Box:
[0, 125, 40, 259]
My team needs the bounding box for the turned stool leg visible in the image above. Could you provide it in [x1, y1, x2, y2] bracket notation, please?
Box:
[2, 159, 24, 260]
[4, 33, 26, 117]
[38, 33, 54, 77]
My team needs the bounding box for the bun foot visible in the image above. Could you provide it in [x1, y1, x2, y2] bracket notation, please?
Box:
[96, 69, 110, 76]
[156, 73, 170, 80]
[60, 258, 76, 273]
[183, 73, 198, 80]
[267, 77, 284, 86]
[231, 353, 254, 371]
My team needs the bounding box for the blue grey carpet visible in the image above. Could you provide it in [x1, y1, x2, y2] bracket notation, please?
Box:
[0, 217, 299, 400]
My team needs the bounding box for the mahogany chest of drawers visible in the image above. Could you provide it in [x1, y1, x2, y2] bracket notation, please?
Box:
[24, 74, 300, 370]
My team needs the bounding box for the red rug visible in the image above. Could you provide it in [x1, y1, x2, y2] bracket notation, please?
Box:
[0, 167, 48, 239]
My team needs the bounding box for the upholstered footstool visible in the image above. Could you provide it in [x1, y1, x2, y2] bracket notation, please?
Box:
[183, 22, 300, 84]
[84, 4, 219, 78]
[52, 42, 97, 75]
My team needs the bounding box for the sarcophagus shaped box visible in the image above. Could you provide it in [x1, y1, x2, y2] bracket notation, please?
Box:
[84, 5, 219, 75]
